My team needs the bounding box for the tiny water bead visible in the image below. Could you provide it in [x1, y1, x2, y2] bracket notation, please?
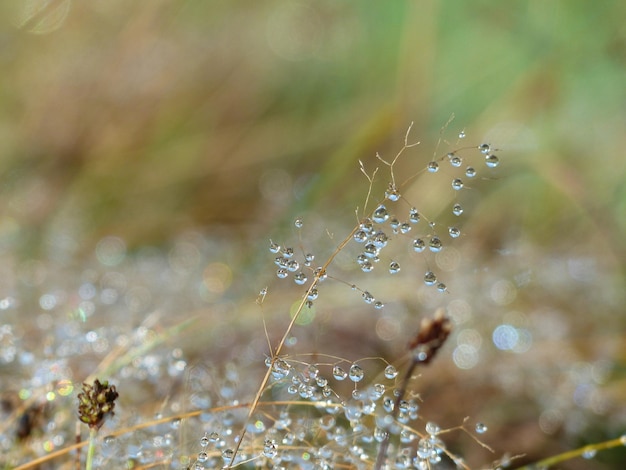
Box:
[372, 231, 389, 248]
[451, 178, 464, 191]
[283, 246, 294, 258]
[294, 272, 307, 285]
[427, 161, 439, 173]
[425, 422, 440, 435]
[389, 261, 401, 274]
[362, 291, 375, 304]
[373, 205, 389, 224]
[360, 218, 374, 233]
[307, 288, 318, 300]
[374, 301, 384, 309]
[448, 227, 461, 238]
[436, 282, 447, 292]
[276, 268, 288, 279]
[478, 143, 490, 154]
[475, 422, 488, 434]
[465, 167, 476, 178]
[400, 222, 411, 234]
[348, 363, 365, 382]
[428, 237, 443, 252]
[333, 365, 347, 381]
[485, 154, 500, 168]
[413, 238, 426, 253]
[448, 154, 462, 167]
[353, 230, 368, 243]
[269, 240, 281, 253]
[364, 242, 379, 258]
[424, 271, 437, 286]
[458, 130, 466, 139]
[294, 217, 303, 228]
[452, 203, 464, 216]
[384, 364, 398, 379]
[409, 208, 420, 224]
[361, 261, 374, 273]
[385, 185, 401, 201]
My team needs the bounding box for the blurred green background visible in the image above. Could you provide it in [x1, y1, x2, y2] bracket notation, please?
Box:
[2, 0, 623, 253]
[1, 0, 625, 468]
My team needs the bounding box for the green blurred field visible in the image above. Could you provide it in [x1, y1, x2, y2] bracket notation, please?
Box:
[1, 1, 625, 469]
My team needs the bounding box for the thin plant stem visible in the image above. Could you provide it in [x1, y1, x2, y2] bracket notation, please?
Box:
[514, 435, 626, 469]
[85, 427, 98, 470]
[227, 226, 360, 467]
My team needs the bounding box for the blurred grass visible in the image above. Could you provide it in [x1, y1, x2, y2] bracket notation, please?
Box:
[0, 0, 625, 468]
[0, 1, 623, 250]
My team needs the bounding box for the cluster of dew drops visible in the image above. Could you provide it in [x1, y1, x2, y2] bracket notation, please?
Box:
[352, 139, 499, 299]
[268, 139, 499, 311]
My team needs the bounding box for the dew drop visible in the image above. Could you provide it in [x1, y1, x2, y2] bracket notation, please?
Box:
[348, 364, 365, 382]
[428, 237, 443, 252]
[385, 186, 401, 202]
[424, 271, 437, 286]
[314, 267, 327, 281]
[362, 291, 375, 304]
[294, 272, 307, 285]
[448, 155, 462, 167]
[373, 205, 389, 224]
[413, 238, 426, 253]
[356, 254, 367, 265]
[384, 365, 398, 379]
[582, 447, 597, 459]
[409, 208, 420, 224]
[485, 154, 499, 168]
[200, 436, 209, 447]
[372, 230, 389, 248]
[307, 288, 318, 300]
[361, 261, 374, 273]
[294, 217, 303, 228]
[269, 240, 281, 253]
[198, 451, 208, 462]
[364, 242, 379, 258]
[436, 282, 447, 292]
[286, 260, 299, 272]
[448, 227, 461, 238]
[452, 203, 463, 216]
[283, 247, 294, 258]
[374, 301, 384, 309]
[276, 268, 288, 279]
[333, 365, 347, 381]
[221, 449, 234, 462]
[475, 422, 488, 434]
[478, 143, 490, 154]
[459, 130, 466, 139]
[389, 261, 401, 274]
[304, 253, 315, 264]
[263, 439, 278, 458]
[353, 230, 368, 243]
[400, 222, 411, 234]
[425, 422, 440, 435]
[451, 178, 464, 191]
[465, 166, 477, 178]
[360, 219, 374, 233]
[389, 218, 400, 231]
[383, 397, 395, 412]
[427, 161, 439, 173]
